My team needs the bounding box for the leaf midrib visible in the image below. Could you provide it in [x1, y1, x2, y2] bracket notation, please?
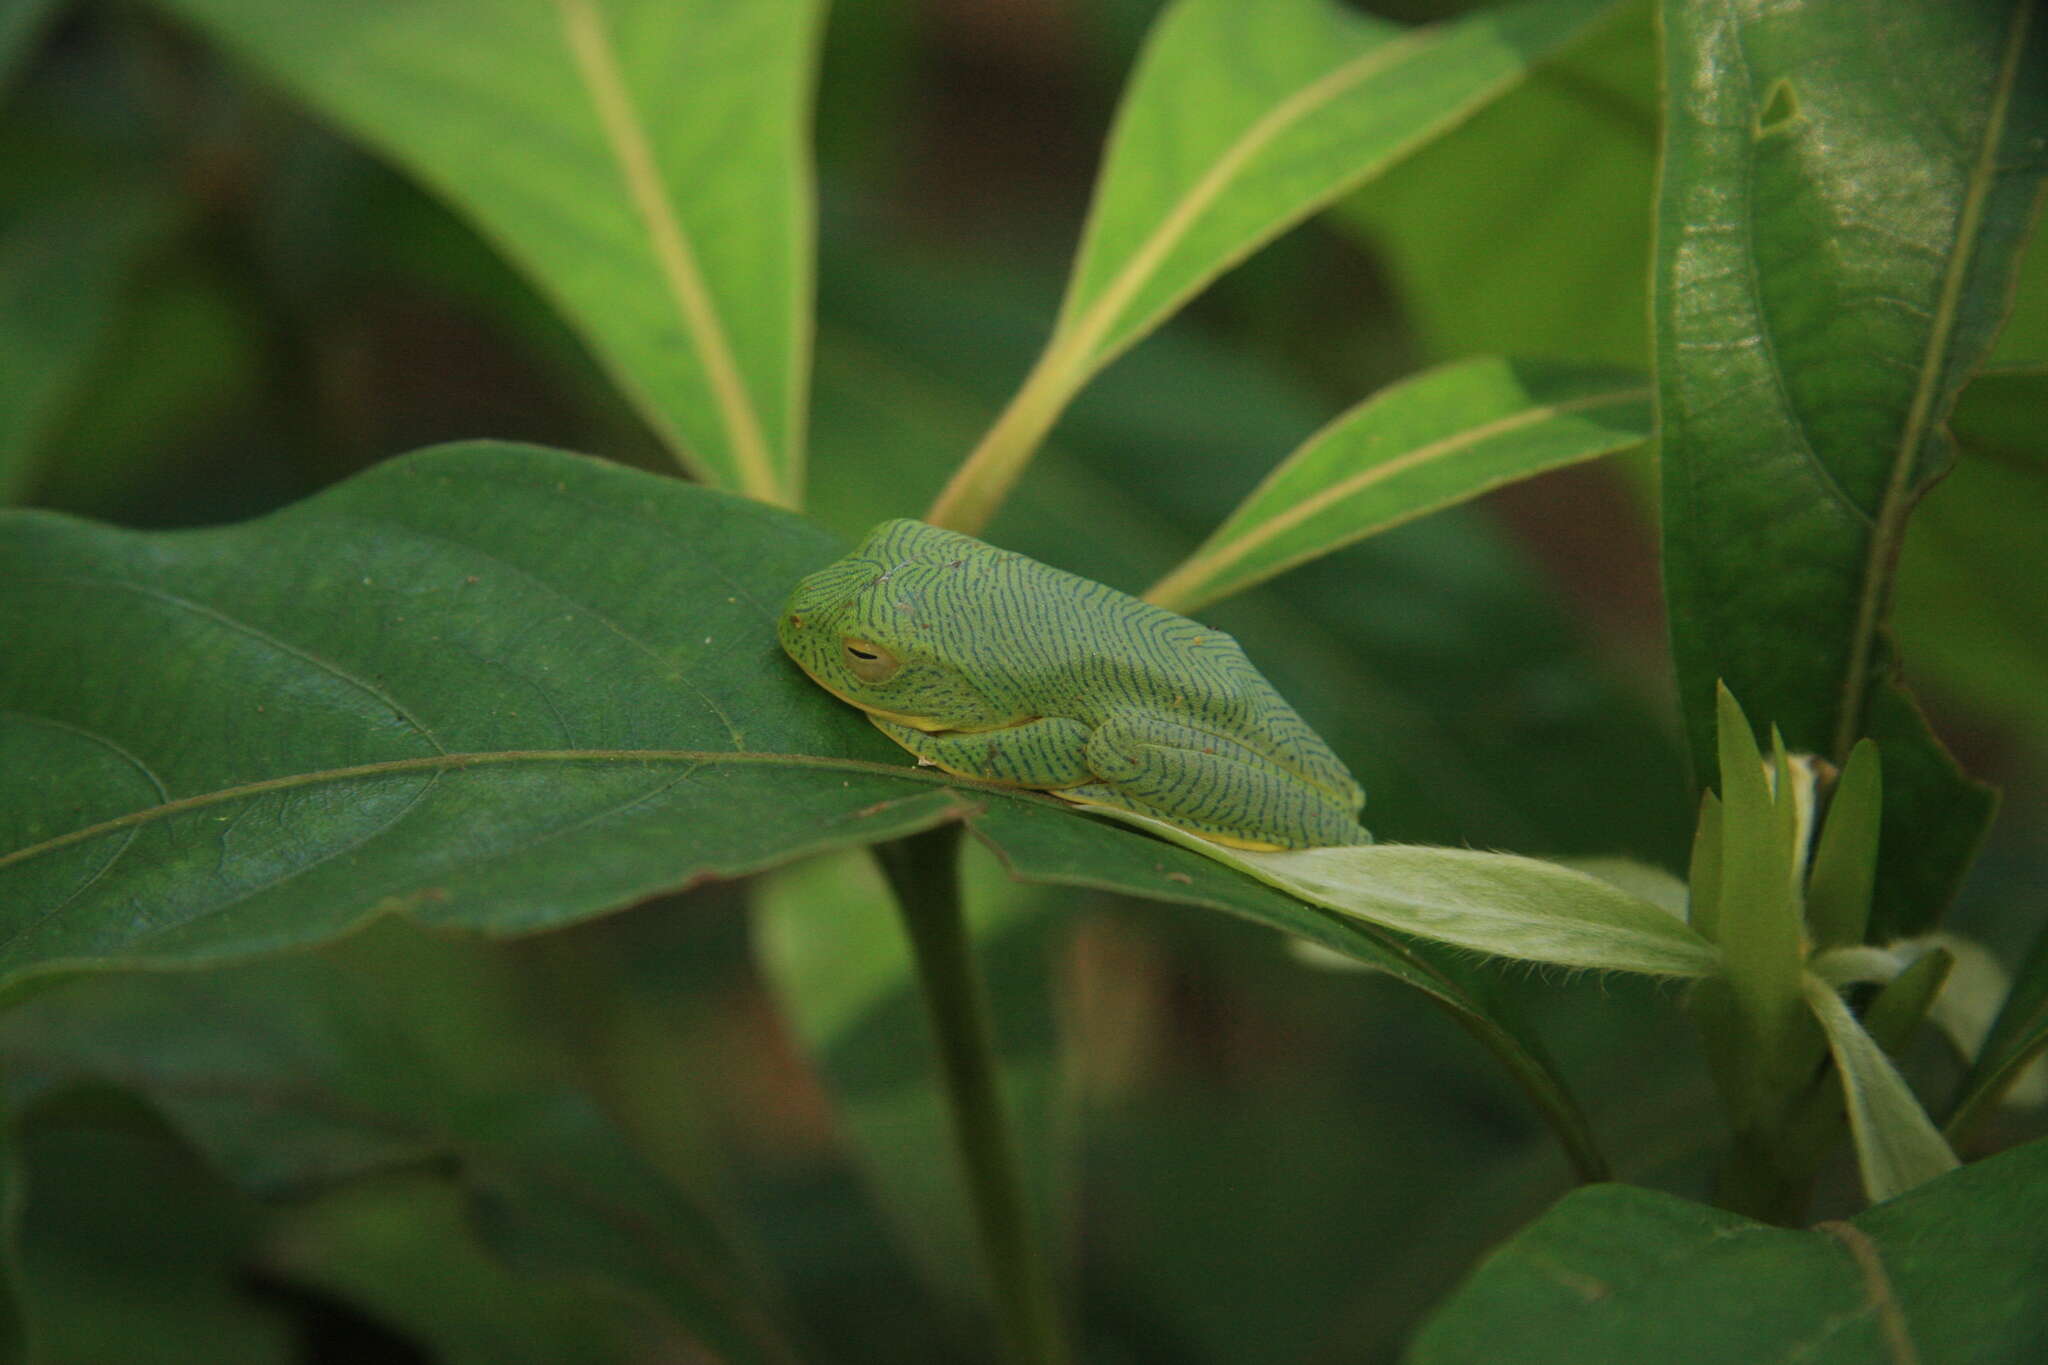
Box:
[552, 0, 784, 502]
[1147, 384, 1648, 609]
[0, 747, 980, 873]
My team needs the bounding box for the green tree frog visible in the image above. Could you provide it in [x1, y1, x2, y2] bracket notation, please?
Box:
[779, 520, 1368, 849]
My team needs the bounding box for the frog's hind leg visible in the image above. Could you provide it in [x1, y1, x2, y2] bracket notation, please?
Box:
[869, 715, 1096, 789]
[1066, 713, 1368, 850]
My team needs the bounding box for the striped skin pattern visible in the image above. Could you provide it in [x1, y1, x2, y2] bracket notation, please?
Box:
[779, 520, 1368, 849]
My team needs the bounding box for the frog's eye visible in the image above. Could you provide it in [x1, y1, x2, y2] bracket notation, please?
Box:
[841, 639, 900, 683]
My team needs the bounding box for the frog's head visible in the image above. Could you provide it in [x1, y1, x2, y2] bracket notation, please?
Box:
[779, 521, 1013, 731]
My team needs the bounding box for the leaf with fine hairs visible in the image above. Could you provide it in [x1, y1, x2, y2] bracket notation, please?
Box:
[1802, 973, 1959, 1204]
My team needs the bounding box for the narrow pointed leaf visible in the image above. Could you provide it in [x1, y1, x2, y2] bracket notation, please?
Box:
[1056, 0, 1622, 378]
[1802, 973, 1959, 1203]
[1686, 791, 1723, 943]
[149, 0, 820, 502]
[1805, 739, 1881, 948]
[1655, 0, 2041, 932]
[1145, 358, 1649, 613]
[1081, 809, 1718, 978]
[1713, 686, 1805, 1093]
[1410, 1138, 2048, 1364]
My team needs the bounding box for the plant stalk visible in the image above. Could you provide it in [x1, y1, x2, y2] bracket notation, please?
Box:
[876, 824, 1068, 1365]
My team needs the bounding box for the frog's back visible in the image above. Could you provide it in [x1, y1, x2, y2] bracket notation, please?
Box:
[859, 521, 1362, 809]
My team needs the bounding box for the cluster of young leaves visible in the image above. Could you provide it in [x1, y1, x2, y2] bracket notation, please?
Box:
[2, 0, 2046, 1361]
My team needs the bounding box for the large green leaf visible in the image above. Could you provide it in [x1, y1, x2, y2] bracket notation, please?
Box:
[0, 922, 804, 1364]
[1655, 0, 2043, 933]
[0, 441, 1608, 1169]
[926, 0, 1625, 531]
[149, 0, 820, 503]
[1145, 357, 1650, 613]
[1409, 1136, 2048, 1364]
[0, 442, 965, 994]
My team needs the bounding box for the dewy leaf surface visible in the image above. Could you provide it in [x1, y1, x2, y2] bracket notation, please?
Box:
[149, 0, 819, 503]
[1408, 1136, 2048, 1365]
[1656, 0, 2044, 932]
[1146, 358, 1650, 613]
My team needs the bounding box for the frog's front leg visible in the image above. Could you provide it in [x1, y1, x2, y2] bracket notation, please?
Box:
[869, 715, 1096, 790]
[1063, 711, 1369, 850]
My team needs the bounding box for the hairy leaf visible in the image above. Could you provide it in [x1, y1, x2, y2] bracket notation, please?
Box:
[1802, 973, 1959, 1203]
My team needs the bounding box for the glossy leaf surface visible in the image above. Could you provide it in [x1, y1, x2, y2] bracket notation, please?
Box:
[1654, 0, 2042, 931]
[1146, 358, 1649, 612]
[151, 0, 820, 502]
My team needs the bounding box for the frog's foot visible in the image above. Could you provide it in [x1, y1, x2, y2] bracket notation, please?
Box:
[868, 715, 1095, 789]
[1076, 713, 1370, 850]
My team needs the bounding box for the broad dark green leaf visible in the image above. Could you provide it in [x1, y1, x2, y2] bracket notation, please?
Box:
[0, 441, 1604, 1170]
[1146, 358, 1650, 612]
[0, 185, 168, 502]
[1655, 0, 2043, 933]
[1409, 1136, 2048, 1364]
[0, 922, 804, 1364]
[149, 0, 821, 503]
[1338, 0, 1657, 370]
[0, 442, 975, 995]
[926, 0, 1625, 531]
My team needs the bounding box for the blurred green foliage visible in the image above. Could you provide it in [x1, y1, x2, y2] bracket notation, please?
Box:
[1, 0, 2043, 1362]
